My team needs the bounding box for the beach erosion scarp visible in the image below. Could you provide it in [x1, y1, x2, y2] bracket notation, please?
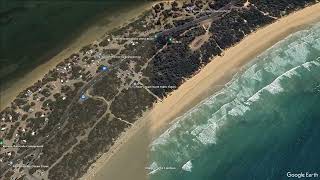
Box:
[86, 3, 320, 180]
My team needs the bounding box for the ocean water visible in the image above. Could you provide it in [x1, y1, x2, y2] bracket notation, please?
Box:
[148, 23, 320, 180]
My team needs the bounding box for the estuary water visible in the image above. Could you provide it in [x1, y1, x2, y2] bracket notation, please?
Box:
[148, 23, 320, 180]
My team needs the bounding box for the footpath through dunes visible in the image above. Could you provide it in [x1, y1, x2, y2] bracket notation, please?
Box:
[149, 23, 320, 179]
[88, 3, 320, 180]
[89, 4, 320, 180]
[1, 1, 320, 180]
[147, 3, 320, 135]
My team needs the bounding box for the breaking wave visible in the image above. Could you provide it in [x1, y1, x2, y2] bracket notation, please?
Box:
[149, 23, 320, 180]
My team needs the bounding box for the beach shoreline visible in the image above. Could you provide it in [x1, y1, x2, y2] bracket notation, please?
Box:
[0, 2, 153, 110]
[84, 4, 320, 180]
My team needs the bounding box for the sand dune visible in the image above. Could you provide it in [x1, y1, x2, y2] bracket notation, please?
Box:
[85, 3, 320, 180]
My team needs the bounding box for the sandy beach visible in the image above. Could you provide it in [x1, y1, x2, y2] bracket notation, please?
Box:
[84, 3, 320, 180]
[0, 2, 153, 110]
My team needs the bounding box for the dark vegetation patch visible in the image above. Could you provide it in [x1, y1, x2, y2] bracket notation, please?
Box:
[250, 0, 316, 17]
[2, 1, 317, 178]
[34, 98, 107, 169]
[110, 88, 156, 123]
[208, 0, 232, 10]
[237, 6, 275, 30]
[102, 48, 119, 55]
[177, 26, 206, 44]
[48, 115, 129, 180]
[199, 37, 222, 65]
[143, 43, 201, 98]
[172, 17, 194, 27]
[120, 40, 158, 72]
[91, 71, 122, 101]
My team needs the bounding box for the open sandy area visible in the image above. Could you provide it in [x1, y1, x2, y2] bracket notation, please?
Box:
[84, 3, 320, 180]
[0, 2, 153, 110]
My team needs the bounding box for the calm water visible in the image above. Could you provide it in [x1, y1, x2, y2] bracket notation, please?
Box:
[148, 23, 320, 180]
[0, 0, 145, 88]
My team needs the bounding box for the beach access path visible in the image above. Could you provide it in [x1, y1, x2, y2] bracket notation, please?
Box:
[85, 3, 320, 180]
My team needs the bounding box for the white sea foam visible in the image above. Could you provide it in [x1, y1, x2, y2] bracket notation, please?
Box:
[284, 68, 300, 78]
[242, 64, 263, 82]
[191, 124, 208, 136]
[149, 162, 158, 170]
[149, 168, 160, 175]
[247, 92, 261, 102]
[150, 120, 182, 151]
[151, 86, 239, 148]
[311, 37, 320, 50]
[262, 27, 319, 77]
[195, 122, 218, 145]
[151, 23, 319, 145]
[265, 80, 284, 94]
[151, 58, 318, 151]
[261, 63, 304, 95]
[303, 63, 313, 71]
[247, 60, 320, 104]
[149, 24, 320, 171]
[147, 162, 160, 175]
[182, 160, 192, 172]
[193, 111, 231, 145]
[228, 103, 250, 116]
[264, 56, 287, 75]
[211, 101, 233, 118]
[302, 60, 320, 71]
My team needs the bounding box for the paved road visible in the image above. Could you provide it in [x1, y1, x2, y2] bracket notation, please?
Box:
[157, 2, 239, 38]
[0, 1, 241, 174]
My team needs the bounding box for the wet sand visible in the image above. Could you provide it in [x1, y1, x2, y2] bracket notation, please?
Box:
[85, 4, 320, 180]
